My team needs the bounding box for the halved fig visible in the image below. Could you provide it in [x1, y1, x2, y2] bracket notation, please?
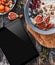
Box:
[34, 15, 43, 24]
[8, 12, 23, 20]
[37, 22, 46, 30]
[8, 12, 19, 20]
[45, 16, 50, 26]
[46, 23, 54, 30]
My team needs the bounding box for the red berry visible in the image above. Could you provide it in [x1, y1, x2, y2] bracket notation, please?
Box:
[30, 0, 41, 10]
[29, 3, 34, 11]
[42, 2, 45, 5]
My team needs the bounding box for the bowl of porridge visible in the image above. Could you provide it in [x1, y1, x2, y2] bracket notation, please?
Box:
[24, 0, 55, 34]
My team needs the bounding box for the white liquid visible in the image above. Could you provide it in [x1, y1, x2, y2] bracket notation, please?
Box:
[29, 0, 55, 25]
[40, 0, 55, 24]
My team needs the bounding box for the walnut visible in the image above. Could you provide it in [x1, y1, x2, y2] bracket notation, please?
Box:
[50, 11, 54, 15]
[50, 5, 55, 11]
[43, 7, 47, 12]
[50, 5, 52, 9]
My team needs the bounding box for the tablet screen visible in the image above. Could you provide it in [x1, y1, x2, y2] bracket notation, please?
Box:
[0, 27, 39, 65]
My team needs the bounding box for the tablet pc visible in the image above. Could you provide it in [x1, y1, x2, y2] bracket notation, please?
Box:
[0, 27, 39, 65]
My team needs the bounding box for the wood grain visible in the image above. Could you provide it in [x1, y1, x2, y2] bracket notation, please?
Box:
[27, 23, 55, 48]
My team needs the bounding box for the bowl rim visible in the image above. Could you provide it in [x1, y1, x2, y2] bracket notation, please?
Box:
[0, 0, 16, 15]
[24, 0, 55, 35]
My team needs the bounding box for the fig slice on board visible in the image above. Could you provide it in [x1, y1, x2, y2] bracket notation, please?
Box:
[8, 12, 23, 20]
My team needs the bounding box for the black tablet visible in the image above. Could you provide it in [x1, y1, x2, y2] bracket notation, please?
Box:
[0, 27, 39, 65]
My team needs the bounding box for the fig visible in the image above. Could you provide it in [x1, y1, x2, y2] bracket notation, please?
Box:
[8, 12, 23, 20]
[45, 16, 50, 26]
[34, 15, 43, 24]
[37, 22, 46, 30]
[46, 23, 54, 29]
[8, 12, 19, 20]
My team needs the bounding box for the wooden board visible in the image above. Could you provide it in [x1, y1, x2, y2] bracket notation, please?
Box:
[27, 24, 55, 48]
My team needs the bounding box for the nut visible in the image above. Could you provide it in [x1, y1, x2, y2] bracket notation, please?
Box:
[50, 11, 54, 15]
[50, 5, 52, 9]
[19, 14, 23, 19]
[43, 7, 47, 12]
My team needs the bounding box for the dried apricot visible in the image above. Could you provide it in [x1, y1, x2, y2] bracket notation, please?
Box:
[5, 6, 10, 12]
[0, 4, 5, 12]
